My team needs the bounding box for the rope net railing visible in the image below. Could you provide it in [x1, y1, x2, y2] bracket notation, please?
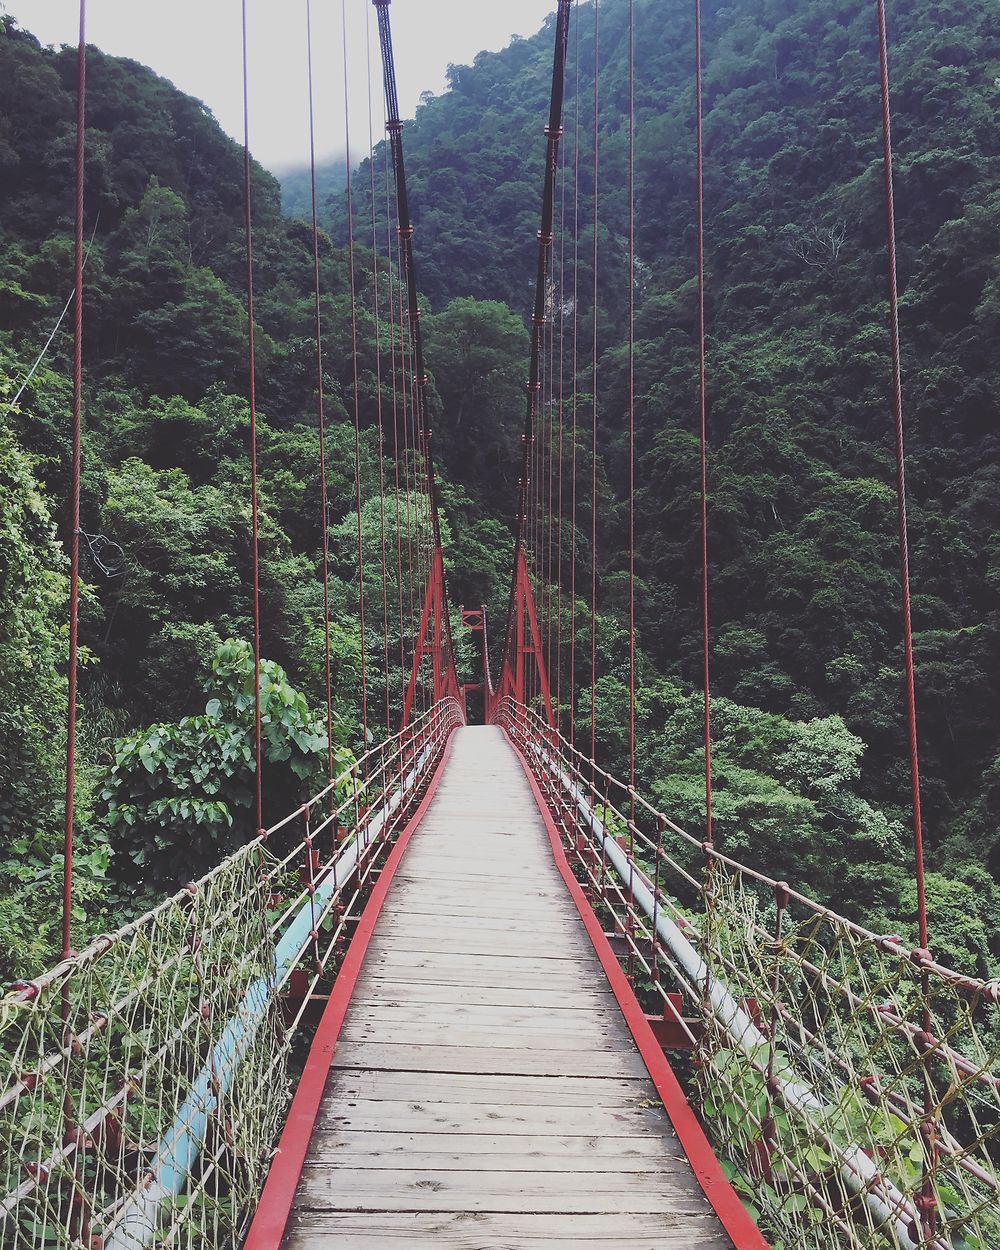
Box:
[0, 698, 462, 1250]
[495, 697, 1000, 1250]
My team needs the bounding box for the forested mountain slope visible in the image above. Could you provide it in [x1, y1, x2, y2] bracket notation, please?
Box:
[292, 0, 1000, 948]
[0, 17, 512, 970]
[0, 0, 996, 978]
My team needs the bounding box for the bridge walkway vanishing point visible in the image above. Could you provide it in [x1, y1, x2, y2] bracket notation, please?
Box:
[273, 726, 738, 1248]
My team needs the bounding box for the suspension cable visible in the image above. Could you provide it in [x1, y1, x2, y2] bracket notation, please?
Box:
[873, 0, 936, 1236]
[241, 0, 264, 837]
[373, 0, 461, 718]
[305, 0, 334, 781]
[389, 217, 411, 700]
[366, 4, 392, 734]
[556, 114, 567, 729]
[373, 0, 442, 549]
[589, 0, 600, 766]
[343, 0, 369, 744]
[628, 0, 636, 792]
[569, 6, 581, 745]
[546, 306, 556, 698]
[695, 0, 713, 846]
[62, 0, 87, 960]
[396, 228, 416, 695]
[7, 219, 99, 416]
[874, 0, 927, 955]
[497, 0, 573, 690]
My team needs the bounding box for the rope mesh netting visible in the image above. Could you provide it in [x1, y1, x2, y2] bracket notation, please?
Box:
[0, 700, 461, 1250]
[497, 698, 1000, 1250]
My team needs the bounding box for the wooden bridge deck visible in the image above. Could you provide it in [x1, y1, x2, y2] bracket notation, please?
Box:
[282, 725, 734, 1249]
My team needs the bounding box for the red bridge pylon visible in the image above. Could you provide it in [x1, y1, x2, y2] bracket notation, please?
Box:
[492, 548, 555, 728]
[401, 547, 463, 727]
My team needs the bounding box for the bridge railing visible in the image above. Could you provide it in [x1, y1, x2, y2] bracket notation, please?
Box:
[0, 697, 463, 1250]
[495, 696, 1000, 1250]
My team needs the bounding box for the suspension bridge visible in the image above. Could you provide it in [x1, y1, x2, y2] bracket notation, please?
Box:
[2, 1, 999, 1248]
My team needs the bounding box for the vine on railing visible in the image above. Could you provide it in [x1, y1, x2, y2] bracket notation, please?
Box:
[495, 696, 1000, 1250]
[0, 698, 463, 1250]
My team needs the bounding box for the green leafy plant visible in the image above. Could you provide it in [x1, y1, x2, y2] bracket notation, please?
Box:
[100, 640, 349, 885]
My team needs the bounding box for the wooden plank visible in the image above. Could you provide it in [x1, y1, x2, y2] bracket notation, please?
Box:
[380, 910, 582, 935]
[304, 1130, 690, 1171]
[374, 911, 590, 935]
[315, 1098, 671, 1137]
[331, 1040, 649, 1078]
[336, 1003, 624, 1031]
[362, 948, 611, 981]
[285, 1210, 732, 1249]
[382, 915, 581, 935]
[357, 965, 605, 992]
[360, 966, 610, 993]
[355, 978, 618, 1010]
[391, 869, 564, 888]
[338, 1021, 629, 1053]
[326, 1069, 656, 1107]
[384, 909, 580, 931]
[387, 870, 574, 891]
[362, 931, 593, 960]
[403, 840, 553, 856]
[402, 845, 553, 861]
[295, 1166, 718, 1214]
[385, 890, 575, 914]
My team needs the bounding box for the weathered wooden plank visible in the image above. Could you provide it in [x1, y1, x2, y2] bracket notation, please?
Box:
[359, 967, 610, 994]
[358, 965, 605, 992]
[285, 1210, 732, 1249]
[362, 931, 593, 960]
[378, 905, 585, 928]
[339, 1021, 629, 1053]
[305, 1129, 689, 1171]
[391, 869, 562, 888]
[380, 910, 582, 935]
[295, 1166, 717, 1214]
[331, 1040, 649, 1078]
[382, 899, 581, 917]
[325, 1068, 655, 1107]
[362, 947, 611, 981]
[315, 1097, 671, 1137]
[375, 910, 595, 940]
[335, 1002, 624, 1031]
[355, 978, 618, 1010]
[385, 890, 575, 915]
[285, 1212, 730, 1249]
[402, 844, 552, 861]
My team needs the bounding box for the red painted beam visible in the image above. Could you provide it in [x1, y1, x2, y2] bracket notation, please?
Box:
[645, 1012, 702, 1051]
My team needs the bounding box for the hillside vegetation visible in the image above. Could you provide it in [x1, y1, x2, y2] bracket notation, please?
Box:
[303, 0, 1000, 957]
[0, 0, 997, 976]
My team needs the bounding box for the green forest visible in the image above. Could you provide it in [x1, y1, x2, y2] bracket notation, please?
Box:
[1, 0, 998, 983]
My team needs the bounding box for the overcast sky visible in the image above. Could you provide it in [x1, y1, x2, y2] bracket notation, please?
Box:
[5, 0, 556, 172]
